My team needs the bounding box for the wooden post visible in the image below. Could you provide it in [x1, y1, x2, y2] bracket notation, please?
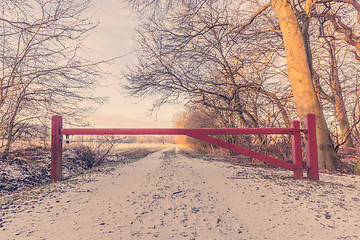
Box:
[291, 120, 303, 179]
[51, 115, 63, 182]
[304, 114, 319, 180]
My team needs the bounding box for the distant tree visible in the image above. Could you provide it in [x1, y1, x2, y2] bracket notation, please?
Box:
[0, 0, 106, 158]
[173, 106, 232, 152]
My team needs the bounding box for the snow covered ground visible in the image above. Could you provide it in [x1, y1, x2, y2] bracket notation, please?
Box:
[1, 147, 360, 239]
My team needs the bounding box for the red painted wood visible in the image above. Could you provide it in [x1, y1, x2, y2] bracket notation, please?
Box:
[304, 114, 319, 180]
[51, 115, 320, 182]
[186, 132, 296, 171]
[291, 120, 303, 179]
[61, 127, 297, 136]
[51, 115, 63, 182]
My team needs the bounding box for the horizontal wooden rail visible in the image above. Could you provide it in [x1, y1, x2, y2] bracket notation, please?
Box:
[51, 114, 319, 182]
[61, 127, 298, 136]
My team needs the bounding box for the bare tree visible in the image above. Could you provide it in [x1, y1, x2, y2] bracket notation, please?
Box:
[124, 0, 292, 129]
[0, 0, 107, 158]
[174, 105, 243, 153]
[125, 0, 360, 170]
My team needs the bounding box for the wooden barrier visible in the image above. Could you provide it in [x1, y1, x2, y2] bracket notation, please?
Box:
[51, 114, 319, 182]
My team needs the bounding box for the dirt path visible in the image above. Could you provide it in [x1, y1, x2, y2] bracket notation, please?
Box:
[1, 147, 360, 239]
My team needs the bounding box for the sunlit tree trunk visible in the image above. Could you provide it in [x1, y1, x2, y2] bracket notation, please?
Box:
[310, 19, 354, 148]
[327, 41, 354, 147]
[271, 0, 344, 169]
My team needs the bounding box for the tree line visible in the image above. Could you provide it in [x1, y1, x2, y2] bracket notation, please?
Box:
[124, 0, 360, 170]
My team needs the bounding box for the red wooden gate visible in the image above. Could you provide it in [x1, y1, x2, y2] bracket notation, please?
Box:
[51, 114, 319, 182]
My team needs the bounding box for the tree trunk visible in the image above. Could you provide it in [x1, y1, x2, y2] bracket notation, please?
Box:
[302, 15, 353, 148]
[271, 0, 344, 170]
[1, 86, 26, 159]
[327, 40, 354, 147]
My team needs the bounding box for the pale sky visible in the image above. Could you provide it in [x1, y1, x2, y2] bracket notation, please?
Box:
[83, 0, 184, 128]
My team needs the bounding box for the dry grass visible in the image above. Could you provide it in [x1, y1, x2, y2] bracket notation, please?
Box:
[178, 145, 360, 175]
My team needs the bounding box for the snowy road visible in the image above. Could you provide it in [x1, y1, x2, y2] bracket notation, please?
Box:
[1, 147, 360, 239]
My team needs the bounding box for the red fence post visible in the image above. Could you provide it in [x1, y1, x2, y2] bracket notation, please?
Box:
[51, 115, 63, 182]
[304, 114, 319, 180]
[291, 120, 303, 179]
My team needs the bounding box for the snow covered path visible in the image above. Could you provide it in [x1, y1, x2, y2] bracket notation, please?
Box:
[1, 147, 360, 239]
